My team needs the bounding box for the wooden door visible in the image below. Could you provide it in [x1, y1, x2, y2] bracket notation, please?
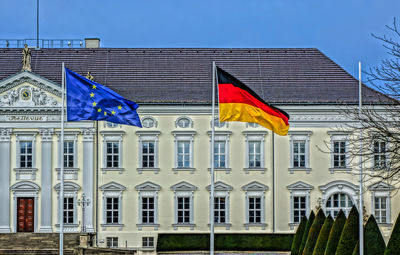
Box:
[17, 197, 34, 232]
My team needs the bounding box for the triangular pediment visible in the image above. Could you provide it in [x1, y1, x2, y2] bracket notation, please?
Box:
[242, 181, 268, 191]
[171, 181, 197, 191]
[0, 71, 62, 109]
[100, 181, 126, 191]
[287, 181, 314, 191]
[206, 181, 233, 191]
[135, 181, 161, 191]
[368, 182, 395, 191]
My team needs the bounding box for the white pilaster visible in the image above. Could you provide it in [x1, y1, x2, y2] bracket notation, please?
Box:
[82, 128, 95, 232]
[0, 129, 12, 233]
[39, 128, 53, 232]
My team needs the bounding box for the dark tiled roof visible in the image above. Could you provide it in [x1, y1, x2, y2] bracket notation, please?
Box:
[0, 48, 390, 104]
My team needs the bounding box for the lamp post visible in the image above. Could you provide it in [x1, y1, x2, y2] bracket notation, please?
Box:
[78, 193, 90, 233]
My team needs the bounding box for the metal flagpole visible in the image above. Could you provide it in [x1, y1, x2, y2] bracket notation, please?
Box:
[210, 61, 216, 255]
[36, 0, 39, 49]
[358, 61, 364, 255]
[59, 62, 65, 255]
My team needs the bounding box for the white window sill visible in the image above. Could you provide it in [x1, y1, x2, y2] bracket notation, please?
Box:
[136, 223, 160, 231]
[329, 167, 352, 173]
[288, 167, 311, 174]
[289, 222, 300, 230]
[137, 168, 160, 174]
[172, 223, 196, 230]
[173, 167, 195, 174]
[243, 167, 267, 174]
[101, 168, 124, 174]
[244, 223, 267, 230]
[100, 223, 124, 231]
[207, 168, 231, 174]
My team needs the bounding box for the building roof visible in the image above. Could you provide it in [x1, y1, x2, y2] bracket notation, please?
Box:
[0, 48, 391, 104]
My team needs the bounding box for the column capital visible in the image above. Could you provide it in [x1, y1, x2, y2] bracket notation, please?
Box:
[81, 128, 95, 142]
[0, 129, 12, 142]
[39, 128, 54, 142]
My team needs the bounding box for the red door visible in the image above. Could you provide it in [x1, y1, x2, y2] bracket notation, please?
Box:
[17, 198, 34, 232]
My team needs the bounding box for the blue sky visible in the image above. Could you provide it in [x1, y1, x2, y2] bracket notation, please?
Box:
[1, 0, 399, 82]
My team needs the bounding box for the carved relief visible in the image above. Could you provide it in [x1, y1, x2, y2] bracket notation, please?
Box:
[0, 86, 60, 107]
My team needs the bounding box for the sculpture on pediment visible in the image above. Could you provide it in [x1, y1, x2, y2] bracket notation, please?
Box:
[0, 86, 60, 107]
[22, 44, 32, 72]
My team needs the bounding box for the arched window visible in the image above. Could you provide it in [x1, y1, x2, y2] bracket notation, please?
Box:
[141, 117, 157, 128]
[325, 193, 353, 218]
[176, 116, 193, 128]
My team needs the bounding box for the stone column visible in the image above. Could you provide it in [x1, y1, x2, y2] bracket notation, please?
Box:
[39, 128, 53, 232]
[82, 128, 95, 232]
[0, 129, 12, 233]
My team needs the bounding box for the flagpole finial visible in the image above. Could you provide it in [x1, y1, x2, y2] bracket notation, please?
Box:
[85, 72, 94, 81]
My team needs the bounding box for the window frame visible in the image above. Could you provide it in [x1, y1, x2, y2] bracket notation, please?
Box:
[287, 181, 313, 229]
[135, 181, 161, 230]
[288, 131, 312, 173]
[14, 131, 38, 180]
[171, 181, 197, 230]
[207, 131, 232, 173]
[175, 116, 193, 128]
[206, 181, 232, 230]
[328, 132, 351, 172]
[243, 131, 267, 173]
[100, 181, 126, 230]
[242, 181, 268, 230]
[54, 182, 80, 232]
[369, 182, 394, 226]
[136, 131, 161, 174]
[142, 237, 155, 248]
[100, 131, 125, 174]
[106, 237, 119, 248]
[172, 131, 196, 173]
[373, 140, 388, 170]
[55, 131, 79, 180]
[141, 116, 157, 128]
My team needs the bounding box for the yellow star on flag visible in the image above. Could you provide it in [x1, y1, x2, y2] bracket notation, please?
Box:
[104, 112, 107, 116]
[90, 92, 95, 98]
[98, 108, 102, 112]
[111, 110, 116, 115]
[92, 102, 97, 107]
[92, 85, 96, 89]
[118, 105, 122, 110]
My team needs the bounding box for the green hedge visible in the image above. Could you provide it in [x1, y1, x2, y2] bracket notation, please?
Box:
[303, 209, 326, 255]
[157, 233, 294, 251]
[312, 215, 334, 255]
[291, 216, 308, 255]
[324, 210, 346, 255]
[364, 215, 385, 255]
[336, 206, 359, 255]
[299, 211, 315, 254]
[385, 212, 400, 255]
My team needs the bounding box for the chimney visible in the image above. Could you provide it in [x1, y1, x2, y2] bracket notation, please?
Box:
[85, 38, 100, 48]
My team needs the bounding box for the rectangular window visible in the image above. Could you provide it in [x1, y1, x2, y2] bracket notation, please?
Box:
[142, 141, 155, 168]
[214, 197, 226, 223]
[374, 141, 386, 169]
[248, 141, 261, 167]
[333, 141, 346, 168]
[177, 197, 190, 223]
[248, 197, 261, 223]
[177, 141, 190, 168]
[64, 141, 74, 168]
[142, 197, 155, 224]
[142, 237, 154, 248]
[63, 197, 74, 224]
[106, 197, 119, 224]
[214, 142, 226, 168]
[20, 141, 33, 168]
[106, 142, 119, 168]
[106, 237, 118, 248]
[293, 196, 306, 223]
[374, 197, 387, 223]
[293, 141, 306, 168]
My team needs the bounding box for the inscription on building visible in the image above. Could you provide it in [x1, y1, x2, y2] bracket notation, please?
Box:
[2, 115, 48, 121]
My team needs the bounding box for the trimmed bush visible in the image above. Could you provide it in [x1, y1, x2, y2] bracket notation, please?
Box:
[324, 210, 346, 255]
[313, 215, 334, 255]
[336, 206, 359, 255]
[352, 241, 359, 255]
[216, 234, 293, 251]
[303, 209, 326, 255]
[291, 216, 308, 255]
[299, 211, 315, 254]
[385, 212, 400, 255]
[156, 233, 294, 252]
[364, 215, 385, 255]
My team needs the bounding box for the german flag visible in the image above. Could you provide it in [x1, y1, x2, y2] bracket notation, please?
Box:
[217, 67, 289, 136]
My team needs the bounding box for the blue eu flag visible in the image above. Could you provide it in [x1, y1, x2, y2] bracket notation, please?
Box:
[65, 68, 142, 127]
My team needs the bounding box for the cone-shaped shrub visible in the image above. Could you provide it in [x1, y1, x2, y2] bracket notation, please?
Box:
[324, 210, 346, 255]
[313, 215, 334, 255]
[351, 241, 359, 255]
[385, 212, 400, 255]
[303, 209, 326, 255]
[364, 215, 385, 255]
[336, 206, 359, 255]
[299, 211, 315, 254]
[291, 216, 308, 255]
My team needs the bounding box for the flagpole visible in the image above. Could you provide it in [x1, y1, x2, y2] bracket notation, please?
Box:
[210, 61, 216, 255]
[59, 62, 65, 255]
[358, 61, 364, 255]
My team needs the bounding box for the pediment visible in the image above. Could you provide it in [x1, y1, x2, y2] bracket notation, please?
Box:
[0, 71, 62, 109]
[171, 181, 197, 191]
[287, 181, 314, 191]
[54, 181, 81, 191]
[242, 181, 268, 191]
[206, 181, 233, 191]
[319, 180, 358, 192]
[11, 181, 40, 191]
[368, 182, 395, 191]
[135, 181, 161, 191]
[100, 181, 126, 191]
